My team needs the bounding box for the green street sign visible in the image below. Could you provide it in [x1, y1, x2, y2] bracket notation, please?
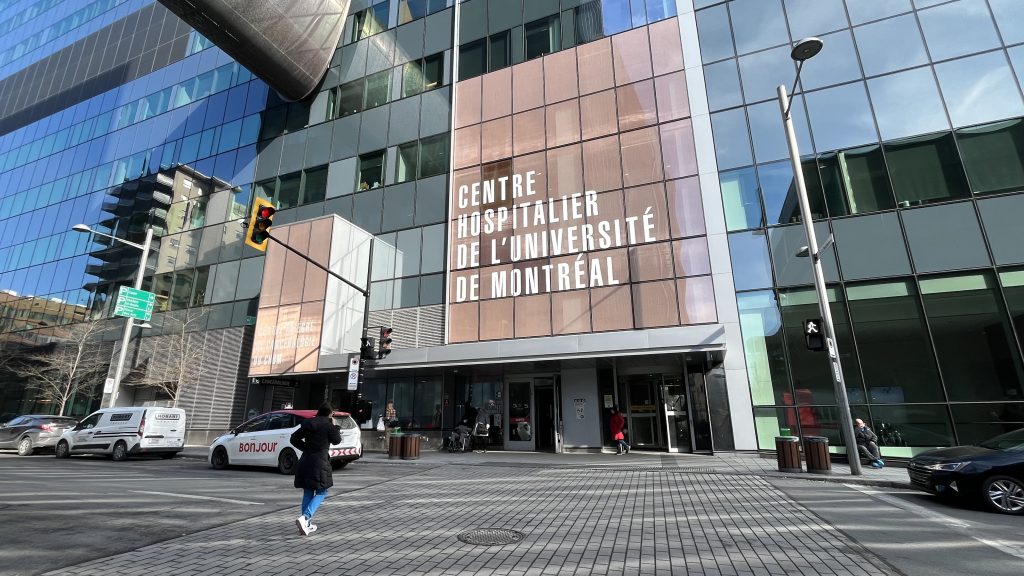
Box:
[113, 286, 156, 322]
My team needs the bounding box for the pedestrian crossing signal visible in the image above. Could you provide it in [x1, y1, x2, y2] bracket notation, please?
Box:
[244, 198, 276, 251]
[804, 318, 825, 351]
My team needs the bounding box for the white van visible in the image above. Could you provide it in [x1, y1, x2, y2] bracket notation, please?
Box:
[56, 407, 186, 461]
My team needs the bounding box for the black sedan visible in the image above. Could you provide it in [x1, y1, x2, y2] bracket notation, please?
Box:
[0, 415, 79, 455]
[908, 428, 1024, 515]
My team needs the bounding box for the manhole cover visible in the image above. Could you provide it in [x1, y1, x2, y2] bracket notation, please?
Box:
[457, 528, 525, 546]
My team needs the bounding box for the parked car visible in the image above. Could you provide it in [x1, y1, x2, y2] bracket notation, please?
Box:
[208, 410, 361, 474]
[908, 428, 1024, 515]
[0, 415, 78, 455]
[56, 407, 186, 460]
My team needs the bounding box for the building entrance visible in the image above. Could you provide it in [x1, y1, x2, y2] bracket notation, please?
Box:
[617, 357, 714, 453]
[504, 375, 561, 452]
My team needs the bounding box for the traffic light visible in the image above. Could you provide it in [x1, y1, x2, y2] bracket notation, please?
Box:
[804, 318, 825, 352]
[244, 198, 276, 251]
[360, 336, 376, 361]
[378, 327, 393, 359]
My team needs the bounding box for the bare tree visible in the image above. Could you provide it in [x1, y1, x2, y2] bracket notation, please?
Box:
[8, 321, 110, 416]
[125, 309, 208, 407]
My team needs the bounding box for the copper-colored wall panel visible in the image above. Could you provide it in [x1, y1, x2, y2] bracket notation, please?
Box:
[577, 37, 615, 95]
[481, 67, 512, 122]
[513, 108, 547, 156]
[249, 306, 279, 375]
[620, 127, 664, 187]
[449, 302, 480, 343]
[260, 226, 288, 308]
[455, 76, 482, 128]
[280, 222, 310, 305]
[545, 99, 581, 148]
[667, 177, 705, 238]
[655, 71, 690, 123]
[591, 285, 633, 331]
[660, 119, 698, 180]
[544, 49, 579, 104]
[514, 294, 551, 338]
[580, 89, 619, 140]
[513, 152, 549, 201]
[673, 237, 712, 277]
[547, 144, 583, 199]
[632, 280, 679, 328]
[452, 166, 482, 218]
[302, 219, 332, 302]
[649, 18, 686, 76]
[677, 276, 717, 325]
[270, 304, 301, 374]
[552, 289, 592, 334]
[480, 299, 514, 340]
[617, 80, 658, 131]
[625, 183, 669, 242]
[513, 58, 545, 113]
[612, 27, 653, 86]
[292, 301, 324, 373]
[582, 136, 623, 193]
[629, 242, 675, 281]
[454, 124, 482, 169]
[589, 247, 631, 284]
[480, 116, 513, 163]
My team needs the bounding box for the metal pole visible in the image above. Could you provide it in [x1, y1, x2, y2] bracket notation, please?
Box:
[777, 84, 862, 476]
[107, 227, 153, 408]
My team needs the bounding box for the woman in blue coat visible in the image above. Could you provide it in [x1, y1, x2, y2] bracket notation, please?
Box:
[291, 404, 341, 536]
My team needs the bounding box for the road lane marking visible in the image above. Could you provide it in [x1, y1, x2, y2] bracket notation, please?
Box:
[847, 484, 1024, 561]
[131, 490, 263, 505]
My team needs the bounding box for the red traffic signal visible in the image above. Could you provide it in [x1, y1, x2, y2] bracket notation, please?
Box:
[378, 327, 393, 358]
[245, 198, 276, 251]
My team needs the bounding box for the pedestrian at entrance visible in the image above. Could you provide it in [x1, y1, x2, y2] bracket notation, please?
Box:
[610, 407, 629, 455]
[291, 404, 341, 536]
[854, 418, 884, 468]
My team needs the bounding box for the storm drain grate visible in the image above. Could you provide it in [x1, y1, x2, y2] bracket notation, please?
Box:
[457, 528, 526, 546]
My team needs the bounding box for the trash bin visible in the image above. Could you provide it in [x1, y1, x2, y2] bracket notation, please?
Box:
[401, 433, 422, 460]
[388, 433, 404, 459]
[775, 436, 802, 473]
[802, 436, 831, 474]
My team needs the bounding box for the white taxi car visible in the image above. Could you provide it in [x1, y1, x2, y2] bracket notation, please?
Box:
[208, 410, 361, 474]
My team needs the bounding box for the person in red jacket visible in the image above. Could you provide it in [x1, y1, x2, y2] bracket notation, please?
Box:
[610, 407, 629, 455]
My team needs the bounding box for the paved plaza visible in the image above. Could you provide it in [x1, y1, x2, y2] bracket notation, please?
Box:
[48, 460, 897, 576]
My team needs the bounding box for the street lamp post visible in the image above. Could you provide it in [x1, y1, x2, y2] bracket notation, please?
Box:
[776, 38, 862, 476]
[73, 224, 154, 408]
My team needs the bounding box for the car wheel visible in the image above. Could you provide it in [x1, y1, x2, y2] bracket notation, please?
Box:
[331, 460, 349, 470]
[210, 446, 230, 470]
[17, 436, 34, 456]
[982, 475, 1024, 515]
[278, 449, 298, 475]
[111, 441, 128, 462]
[160, 452, 176, 460]
[55, 440, 70, 458]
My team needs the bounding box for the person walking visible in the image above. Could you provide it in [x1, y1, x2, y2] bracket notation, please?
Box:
[854, 418, 884, 468]
[610, 407, 629, 455]
[291, 404, 341, 536]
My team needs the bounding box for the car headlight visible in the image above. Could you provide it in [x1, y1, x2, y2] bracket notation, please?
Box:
[923, 461, 970, 471]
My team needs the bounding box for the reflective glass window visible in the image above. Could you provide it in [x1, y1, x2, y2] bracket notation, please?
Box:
[738, 291, 792, 405]
[818, 145, 895, 217]
[845, 0, 912, 26]
[902, 202, 990, 273]
[419, 134, 449, 178]
[729, 0, 788, 55]
[845, 281, 943, 402]
[396, 142, 418, 183]
[804, 82, 878, 152]
[768, 222, 840, 286]
[489, 30, 511, 72]
[957, 119, 1024, 196]
[525, 15, 560, 60]
[885, 132, 970, 206]
[921, 273, 1024, 402]
[867, 67, 949, 141]
[357, 151, 386, 191]
[989, 0, 1024, 44]
[758, 160, 826, 226]
[646, 0, 677, 23]
[459, 40, 487, 80]
[854, 14, 929, 77]
[979, 196, 1024, 265]
[364, 71, 392, 109]
[950, 402, 1024, 446]
[798, 30, 861, 91]
[302, 167, 328, 205]
[747, 99, 813, 164]
[917, 0, 1001, 61]
[601, 0, 632, 36]
[832, 213, 911, 280]
[870, 404, 956, 451]
[784, 0, 847, 38]
[575, 1, 605, 45]
[276, 173, 301, 209]
[695, 4, 734, 64]
[720, 167, 761, 231]
[703, 59, 743, 111]
[737, 46, 794, 104]
[935, 52, 1024, 128]
[711, 109, 752, 170]
[728, 231, 773, 291]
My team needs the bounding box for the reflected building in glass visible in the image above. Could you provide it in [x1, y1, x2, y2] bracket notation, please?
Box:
[0, 0, 1021, 456]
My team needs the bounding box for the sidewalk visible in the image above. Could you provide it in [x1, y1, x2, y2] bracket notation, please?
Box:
[180, 445, 912, 489]
[53, 458, 899, 576]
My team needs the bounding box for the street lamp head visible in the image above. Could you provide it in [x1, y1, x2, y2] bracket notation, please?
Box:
[795, 246, 810, 258]
[790, 37, 823, 62]
[71, 224, 92, 234]
[137, 323, 153, 329]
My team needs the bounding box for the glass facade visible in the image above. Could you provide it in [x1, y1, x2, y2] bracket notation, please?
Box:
[697, 0, 1024, 454]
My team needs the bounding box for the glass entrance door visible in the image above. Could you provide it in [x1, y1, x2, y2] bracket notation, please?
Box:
[505, 379, 534, 451]
[662, 377, 692, 452]
[625, 375, 662, 448]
